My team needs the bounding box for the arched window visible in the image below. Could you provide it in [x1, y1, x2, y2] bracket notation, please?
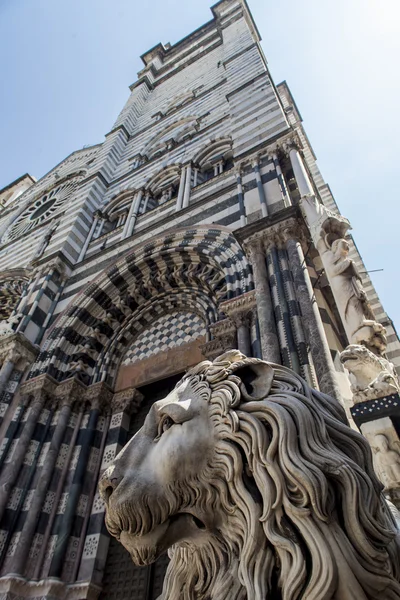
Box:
[144, 165, 182, 211]
[192, 138, 234, 186]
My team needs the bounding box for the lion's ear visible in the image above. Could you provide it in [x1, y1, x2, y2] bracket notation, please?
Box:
[230, 359, 273, 401]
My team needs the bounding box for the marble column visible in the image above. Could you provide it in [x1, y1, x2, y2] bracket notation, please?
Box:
[0, 391, 46, 522]
[271, 151, 291, 207]
[78, 211, 100, 262]
[252, 159, 268, 218]
[288, 146, 314, 197]
[0, 348, 20, 396]
[220, 292, 256, 358]
[122, 192, 138, 238]
[236, 171, 246, 227]
[175, 166, 186, 211]
[10, 396, 73, 574]
[182, 164, 192, 209]
[49, 400, 100, 577]
[285, 236, 342, 401]
[236, 317, 252, 357]
[247, 239, 280, 363]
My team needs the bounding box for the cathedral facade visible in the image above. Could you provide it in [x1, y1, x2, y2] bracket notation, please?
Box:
[0, 1, 399, 598]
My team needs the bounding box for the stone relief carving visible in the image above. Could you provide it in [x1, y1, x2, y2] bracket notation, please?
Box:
[300, 193, 399, 403]
[372, 434, 400, 490]
[100, 351, 400, 600]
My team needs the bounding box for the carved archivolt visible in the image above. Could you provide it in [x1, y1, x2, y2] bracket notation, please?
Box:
[0, 268, 30, 321]
[33, 226, 252, 385]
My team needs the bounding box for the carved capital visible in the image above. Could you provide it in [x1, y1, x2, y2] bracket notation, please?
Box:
[0, 333, 38, 368]
[220, 291, 256, 330]
[85, 381, 114, 412]
[112, 388, 144, 415]
[55, 376, 88, 407]
[19, 373, 57, 403]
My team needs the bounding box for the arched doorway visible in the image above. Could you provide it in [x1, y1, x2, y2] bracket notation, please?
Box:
[100, 373, 182, 600]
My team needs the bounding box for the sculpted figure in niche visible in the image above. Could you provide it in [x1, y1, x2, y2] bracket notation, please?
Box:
[100, 350, 400, 600]
[373, 434, 400, 489]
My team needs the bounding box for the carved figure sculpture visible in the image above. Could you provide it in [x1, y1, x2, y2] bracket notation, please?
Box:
[320, 237, 387, 352]
[100, 350, 400, 600]
[373, 434, 400, 489]
[340, 344, 400, 403]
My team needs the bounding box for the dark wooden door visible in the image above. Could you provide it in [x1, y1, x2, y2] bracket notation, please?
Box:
[100, 374, 183, 600]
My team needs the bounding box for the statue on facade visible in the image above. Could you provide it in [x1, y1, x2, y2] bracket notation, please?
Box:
[319, 236, 386, 352]
[100, 351, 400, 600]
[373, 434, 400, 490]
[300, 193, 398, 403]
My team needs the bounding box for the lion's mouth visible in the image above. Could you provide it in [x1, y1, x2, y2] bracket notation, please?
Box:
[110, 512, 207, 566]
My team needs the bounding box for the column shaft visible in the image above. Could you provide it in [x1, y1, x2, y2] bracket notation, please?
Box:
[249, 243, 280, 363]
[175, 167, 186, 211]
[11, 401, 72, 574]
[126, 190, 143, 237]
[236, 173, 246, 227]
[0, 359, 16, 396]
[182, 165, 192, 209]
[122, 192, 138, 238]
[0, 395, 45, 522]
[237, 323, 251, 356]
[289, 148, 314, 197]
[253, 161, 268, 217]
[49, 407, 99, 577]
[286, 238, 342, 401]
[272, 152, 291, 207]
[78, 215, 99, 262]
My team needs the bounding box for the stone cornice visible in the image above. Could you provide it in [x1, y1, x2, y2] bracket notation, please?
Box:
[220, 290, 256, 327]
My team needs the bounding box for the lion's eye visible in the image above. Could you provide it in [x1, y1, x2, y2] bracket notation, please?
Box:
[156, 415, 175, 440]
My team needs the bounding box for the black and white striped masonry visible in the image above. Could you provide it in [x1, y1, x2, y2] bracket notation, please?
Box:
[0, 0, 399, 598]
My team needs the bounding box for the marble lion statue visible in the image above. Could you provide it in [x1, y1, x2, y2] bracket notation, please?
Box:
[100, 351, 400, 600]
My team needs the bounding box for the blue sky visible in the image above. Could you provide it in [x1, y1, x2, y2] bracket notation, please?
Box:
[0, 0, 399, 328]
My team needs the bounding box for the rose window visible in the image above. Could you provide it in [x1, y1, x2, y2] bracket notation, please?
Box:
[2, 180, 77, 243]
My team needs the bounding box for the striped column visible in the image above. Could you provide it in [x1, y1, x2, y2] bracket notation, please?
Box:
[276, 240, 316, 387]
[10, 396, 73, 574]
[76, 388, 143, 585]
[0, 390, 47, 522]
[246, 239, 280, 363]
[267, 243, 300, 372]
[48, 402, 100, 577]
[236, 171, 246, 227]
[286, 236, 343, 401]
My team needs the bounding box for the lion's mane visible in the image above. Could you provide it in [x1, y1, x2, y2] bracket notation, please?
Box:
[160, 351, 400, 600]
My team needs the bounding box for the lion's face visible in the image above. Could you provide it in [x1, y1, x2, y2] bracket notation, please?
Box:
[100, 375, 220, 565]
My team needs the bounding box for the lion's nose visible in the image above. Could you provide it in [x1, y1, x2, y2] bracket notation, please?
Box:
[99, 467, 122, 504]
